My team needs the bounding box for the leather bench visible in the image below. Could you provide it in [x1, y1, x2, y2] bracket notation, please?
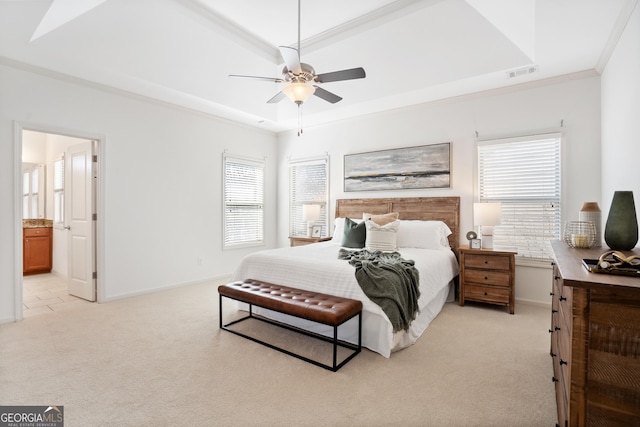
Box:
[218, 279, 362, 371]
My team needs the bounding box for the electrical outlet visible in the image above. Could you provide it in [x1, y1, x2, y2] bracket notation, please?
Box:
[197, 257, 203, 266]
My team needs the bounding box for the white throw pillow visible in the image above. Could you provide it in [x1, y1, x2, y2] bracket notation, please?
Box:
[365, 219, 400, 252]
[332, 218, 346, 242]
[396, 220, 452, 249]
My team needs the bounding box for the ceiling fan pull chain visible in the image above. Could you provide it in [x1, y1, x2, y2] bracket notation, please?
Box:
[297, 104, 303, 136]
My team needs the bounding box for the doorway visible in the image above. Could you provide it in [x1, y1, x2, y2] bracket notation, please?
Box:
[14, 122, 104, 320]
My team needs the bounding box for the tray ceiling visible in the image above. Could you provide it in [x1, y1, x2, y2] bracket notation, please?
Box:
[0, 0, 635, 133]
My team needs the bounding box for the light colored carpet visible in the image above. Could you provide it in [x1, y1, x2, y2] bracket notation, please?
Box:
[0, 278, 557, 426]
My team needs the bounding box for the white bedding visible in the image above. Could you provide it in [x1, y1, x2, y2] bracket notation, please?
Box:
[230, 241, 459, 358]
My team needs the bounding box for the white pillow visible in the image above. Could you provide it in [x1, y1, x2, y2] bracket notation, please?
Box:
[332, 218, 345, 242]
[365, 219, 399, 252]
[396, 220, 452, 249]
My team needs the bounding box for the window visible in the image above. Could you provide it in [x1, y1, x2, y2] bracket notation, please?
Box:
[22, 164, 43, 219]
[53, 157, 64, 224]
[223, 153, 264, 249]
[289, 156, 329, 237]
[477, 133, 561, 260]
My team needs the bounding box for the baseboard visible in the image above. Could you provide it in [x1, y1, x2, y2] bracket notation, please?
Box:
[102, 274, 231, 303]
[515, 297, 551, 309]
[0, 316, 17, 325]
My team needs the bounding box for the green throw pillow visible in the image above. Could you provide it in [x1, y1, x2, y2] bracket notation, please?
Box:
[341, 217, 366, 248]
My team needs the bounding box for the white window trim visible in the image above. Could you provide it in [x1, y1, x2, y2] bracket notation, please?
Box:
[288, 155, 330, 237]
[222, 152, 265, 250]
[475, 129, 563, 262]
[53, 156, 64, 225]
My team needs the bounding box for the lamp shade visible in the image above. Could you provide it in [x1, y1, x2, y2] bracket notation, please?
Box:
[474, 202, 502, 226]
[282, 82, 315, 104]
[302, 204, 320, 222]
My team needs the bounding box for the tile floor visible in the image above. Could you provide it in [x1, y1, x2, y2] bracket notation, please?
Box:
[22, 273, 91, 317]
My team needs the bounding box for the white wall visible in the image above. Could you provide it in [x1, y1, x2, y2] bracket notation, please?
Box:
[22, 130, 47, 164]
[277, 75, 602, 306]
[0, 63, 278, 323]
[601, 3, 640, 243]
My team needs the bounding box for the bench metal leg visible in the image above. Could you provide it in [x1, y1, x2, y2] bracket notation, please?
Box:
[219, 294, 361, 372]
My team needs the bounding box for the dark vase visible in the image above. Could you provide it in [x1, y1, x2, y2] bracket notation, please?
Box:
[604, 191, 638, 250]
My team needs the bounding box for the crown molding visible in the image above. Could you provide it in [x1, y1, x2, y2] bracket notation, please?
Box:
[596, 0, 638, 73]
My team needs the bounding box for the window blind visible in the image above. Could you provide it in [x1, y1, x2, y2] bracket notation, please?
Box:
[289, 157, 329, 237]
[478, 134, 561, 260]
[223, 154, 264, 248]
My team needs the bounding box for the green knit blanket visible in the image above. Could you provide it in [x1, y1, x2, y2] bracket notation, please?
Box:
[338, 249, 420, 332]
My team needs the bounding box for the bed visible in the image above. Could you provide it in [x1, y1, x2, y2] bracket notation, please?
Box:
[230, 197, 460, 358]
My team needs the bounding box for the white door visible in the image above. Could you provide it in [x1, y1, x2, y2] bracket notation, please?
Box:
[66, 141, 96, 301]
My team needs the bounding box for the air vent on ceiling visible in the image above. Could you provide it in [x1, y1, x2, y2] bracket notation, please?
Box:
[507, 66, 538, 79]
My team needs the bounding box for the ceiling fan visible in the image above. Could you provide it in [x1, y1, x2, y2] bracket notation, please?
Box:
[229, 0, 366, 135]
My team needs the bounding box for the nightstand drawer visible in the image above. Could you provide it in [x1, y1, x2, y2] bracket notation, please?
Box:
[464, 284, 510, 304]
[463, 269, 511, 287]
[464, 254, 511, 270]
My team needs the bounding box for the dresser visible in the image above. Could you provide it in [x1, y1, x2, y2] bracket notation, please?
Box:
[23, 226, 53, 275]
[550, 240, 640, 426]
[458, 246, 516, 314]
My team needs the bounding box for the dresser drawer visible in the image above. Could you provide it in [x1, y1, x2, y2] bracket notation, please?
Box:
[558, 287, 572, 335]
[463, 269, 511, 287]
[24, 227, 51, 237]
[463, 284, 510, 304]
[463, 253, 511, 270]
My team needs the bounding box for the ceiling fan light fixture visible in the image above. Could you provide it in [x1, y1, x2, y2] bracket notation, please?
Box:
[282, 82, 315, 104]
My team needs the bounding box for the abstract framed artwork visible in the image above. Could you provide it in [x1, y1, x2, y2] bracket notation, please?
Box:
[344, 142, 451, 192]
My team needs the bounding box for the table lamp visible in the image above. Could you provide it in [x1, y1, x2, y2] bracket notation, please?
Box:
[302, 204, 320, 237]
[473, 202, 501, 249]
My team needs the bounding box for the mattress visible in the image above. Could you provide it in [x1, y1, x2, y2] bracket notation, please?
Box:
[230, 241, 459, 358]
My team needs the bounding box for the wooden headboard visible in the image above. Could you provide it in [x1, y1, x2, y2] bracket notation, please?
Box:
[335, 197, 460, 250]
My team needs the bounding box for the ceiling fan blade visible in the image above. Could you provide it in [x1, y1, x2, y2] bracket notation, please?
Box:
[229, 74, 284, 83]
[313, 86, 342, 104]
[266, 91, 286, 104]
[315, 67, 366, 83]
[279, 46, 302, 75]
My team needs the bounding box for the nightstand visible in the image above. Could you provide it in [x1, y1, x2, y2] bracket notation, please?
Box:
[458, 246, 516, 314]
[289, 236, 332, 247]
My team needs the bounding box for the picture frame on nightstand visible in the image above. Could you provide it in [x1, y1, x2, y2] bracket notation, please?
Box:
[311, 225, 322, 237]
